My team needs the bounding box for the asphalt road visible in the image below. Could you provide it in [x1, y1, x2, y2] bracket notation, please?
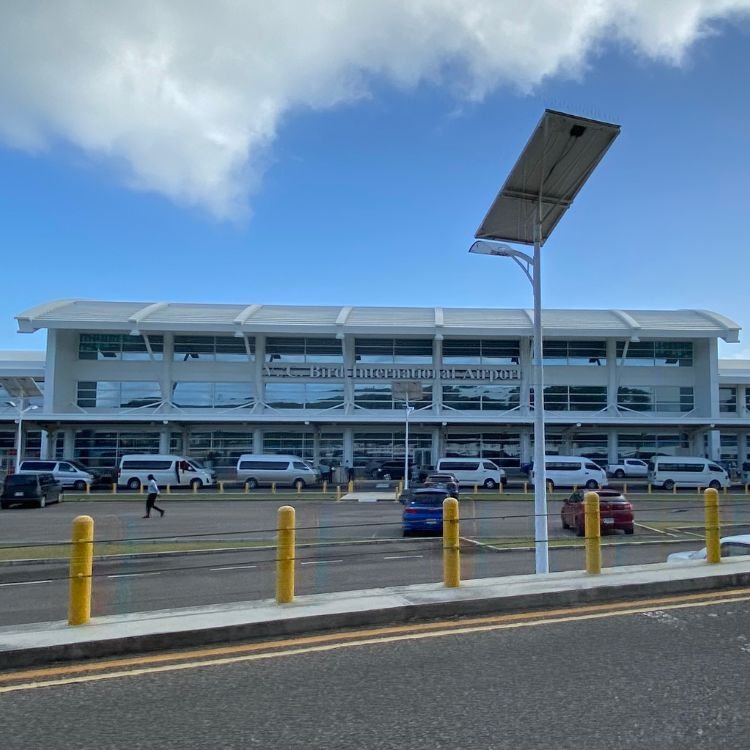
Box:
[2, 497, 750, 626]
[3, 591, 750, 749]
[0, 537, 722, 627]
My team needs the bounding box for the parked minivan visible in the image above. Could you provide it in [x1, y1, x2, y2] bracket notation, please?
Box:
[2, 472, 63, 509]
[117, 454, 216, 490]
[647, 457, 729, 490]
[17, 459, 95, 491]
[236, 454, 319, 489]
[531, 456, 608, 490]
[433, 458, 506, 489]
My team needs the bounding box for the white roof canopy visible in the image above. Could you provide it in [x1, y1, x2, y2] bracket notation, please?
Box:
[15, 299, 741, 342]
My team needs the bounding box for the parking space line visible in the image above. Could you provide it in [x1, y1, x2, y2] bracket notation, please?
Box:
[383, 555, 423, 560]
[210, 565, 258, 571]
[107, 572, 162, 579]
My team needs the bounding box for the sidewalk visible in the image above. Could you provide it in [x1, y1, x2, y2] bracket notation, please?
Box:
[2, 558, 750, 669]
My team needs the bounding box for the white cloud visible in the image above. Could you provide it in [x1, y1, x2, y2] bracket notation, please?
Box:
[0, 0, 748, 218]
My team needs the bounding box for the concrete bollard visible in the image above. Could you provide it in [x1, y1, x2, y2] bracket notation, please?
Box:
[322, 480, 328, 494]
[272, 482, 277, 495]
[523, 481, 528, 495]
[336, 485, 342, 501]
[111, 482, 117, 495]
[648, 482, 652, 494]
[348, 480, 354, 493]
[276, 505, 295, 603]
[85, 483, 91, 495]
[584, 491, 601, 575]
[442, 497, 460, 588]
[704, 488, 720, 564]
[219, 481, 225, 494]
[68, 515, 94, 625]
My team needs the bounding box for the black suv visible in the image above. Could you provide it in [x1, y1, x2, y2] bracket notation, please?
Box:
[1, 473, 63, 509]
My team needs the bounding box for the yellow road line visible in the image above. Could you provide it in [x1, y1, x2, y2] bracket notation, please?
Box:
[2, 587, 750, 693]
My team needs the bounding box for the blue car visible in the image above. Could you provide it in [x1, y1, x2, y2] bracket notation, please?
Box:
[402, 488, 453, 536]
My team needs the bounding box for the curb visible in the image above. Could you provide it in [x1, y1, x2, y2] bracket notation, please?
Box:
[4, 565, 750, 669]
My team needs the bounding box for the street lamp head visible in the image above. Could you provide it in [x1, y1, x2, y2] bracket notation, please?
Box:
[468, 240, 516, 258]
[6, 400, 16, 408]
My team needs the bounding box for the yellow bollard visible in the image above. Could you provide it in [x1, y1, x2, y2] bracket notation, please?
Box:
[672, 482, 677, 495]
[85, 483, 90, 495]
[166, 484, 172, 494]
[336, 484, 342, 501]
[322, 480, 328, 494]
[474, 483, 478, 494]
[244, 482, 250, 494]
[704, 488, 720, 564]
[140, 483, 145, 495]
[523, 481, 528, 495]
[497, 481, 502, 496]
[348, 480, 354, 493]
[219, 480, 225, 494]
[584, 491, 601, 575]
[111, 482, 117, 494]
[442, 497, 460, 588]
[193, 481, 198, 494]
[272, 482, 277, 495]
[296, 482, 301, 495]
[547, 481, 553, 495]
[745, 483, 749, 495]
[623, 483, 628, 494]
[68, 515, 94, 625]
[648, 482, 652, 494]
[276, 505, 295, 603]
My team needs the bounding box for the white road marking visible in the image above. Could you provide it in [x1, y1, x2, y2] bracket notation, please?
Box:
[383, 555, 423, 560]
[300, 559, 343, 566]
[107, 572, 162, 579]
[0, 579, 53, 587]
[210, 565, 258, 571]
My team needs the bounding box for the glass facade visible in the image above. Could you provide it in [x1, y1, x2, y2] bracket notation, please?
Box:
[77, 381, 162, 408]
[616, 432, 689, 460]
[354, 384, 432, 410]
[443, 431, 520, 469]
[616, 341, 693, 367]
[353, 431, 432, 466]
[265, 337, 342, 363]
[174, 335, 252, 362]
[442, 340, 520, 365]
[541, 386, 607, 411]
[172, 382, 254, 408]
[543, 341, 607, 366]
[73, 429, 179, 474]
[442, 385, 520, 411]
[355, 339, 432, 364]
[720, 387, 737, 413]
[265, 383, 344, 409]
[79, 334, 164, 361]
[617, 386, 694, 413]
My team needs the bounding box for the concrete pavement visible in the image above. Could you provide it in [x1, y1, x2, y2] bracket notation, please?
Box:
[2, 556, 750, 669]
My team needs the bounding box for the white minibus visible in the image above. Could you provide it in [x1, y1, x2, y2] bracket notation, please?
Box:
[118, 454, 216, 490]
[531, 456, 608, 490]
[433, 458, 506, 489]
[647, 457, 729, 490]
[236, 454, 319, 489]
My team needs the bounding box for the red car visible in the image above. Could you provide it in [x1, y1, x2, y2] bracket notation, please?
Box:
[561, 489, 634, 536]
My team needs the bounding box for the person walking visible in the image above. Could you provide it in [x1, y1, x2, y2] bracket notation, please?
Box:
[143, 473, 165, 518]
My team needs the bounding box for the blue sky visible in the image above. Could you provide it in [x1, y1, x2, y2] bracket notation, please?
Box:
[1, 2, 749, 358]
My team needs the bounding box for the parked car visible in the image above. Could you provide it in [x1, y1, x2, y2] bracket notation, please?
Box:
[667, 534, 750, 562]
[423, 473, 460, 498]
[1, 472, 63, 509]
[560, 489, 634, 536]
[607, 458, 649, 479]
[401, 487, 453, 536]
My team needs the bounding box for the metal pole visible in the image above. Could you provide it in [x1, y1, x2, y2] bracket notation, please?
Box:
[404, 398, 410, 490]
[14, 396, 25, 472]
[532, 209, 549, 573]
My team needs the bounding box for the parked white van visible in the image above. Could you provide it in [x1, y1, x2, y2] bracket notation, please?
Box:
[118, 455, 216, 490]
[433, 458, 506, 489]
[236, 454, 319, 489]
[17, 459, 95, 490]
[647, 457, 729, 490]
[531, 456, 608, 490]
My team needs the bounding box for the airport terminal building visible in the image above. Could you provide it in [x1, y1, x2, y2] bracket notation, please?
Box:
[1, 298, 749, 477]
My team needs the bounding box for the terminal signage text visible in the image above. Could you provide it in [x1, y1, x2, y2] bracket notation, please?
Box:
[262, 365, 520, 381]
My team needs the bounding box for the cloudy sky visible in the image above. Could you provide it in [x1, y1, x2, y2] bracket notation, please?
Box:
[1, 1, 749, 354]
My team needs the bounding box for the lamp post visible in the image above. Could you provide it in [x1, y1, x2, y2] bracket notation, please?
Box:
[7, 400, 39, 472]
[469, 240, 549, 574]
[469, 110, 620, 574]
